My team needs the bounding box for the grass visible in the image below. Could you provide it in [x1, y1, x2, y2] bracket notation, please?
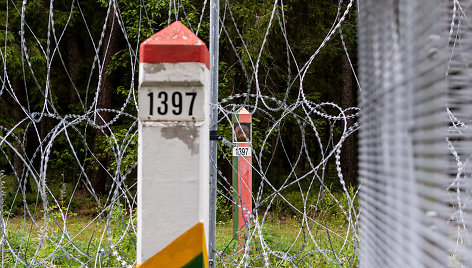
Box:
[215, 214, 358, 267]
[0, 213, 357, 267]
[0, 173, 138, 266]
[213, 186, 359, 267]
[0, 209, 136, 267]
[0, 174, 358, 267]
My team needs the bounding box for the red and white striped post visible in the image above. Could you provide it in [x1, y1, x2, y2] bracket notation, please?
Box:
[232, 107, 252, 247]
[137, 21, 210, 267]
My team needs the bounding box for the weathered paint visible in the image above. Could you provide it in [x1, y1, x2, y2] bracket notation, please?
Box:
[160, 125, 200, 155]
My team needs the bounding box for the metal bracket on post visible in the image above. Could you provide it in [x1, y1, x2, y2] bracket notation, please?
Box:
[210, 130, 234, 148]
[210, 130, 222, 140]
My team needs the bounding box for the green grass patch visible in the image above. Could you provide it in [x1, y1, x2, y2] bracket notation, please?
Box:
[1, 207, 136, 267]
[215, 215, 357, 267]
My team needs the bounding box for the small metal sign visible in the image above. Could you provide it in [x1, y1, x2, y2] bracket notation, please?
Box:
[232, 146, 251, 157]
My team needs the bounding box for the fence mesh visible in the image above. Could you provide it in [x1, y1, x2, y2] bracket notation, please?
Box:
[358, 0, 472, 267]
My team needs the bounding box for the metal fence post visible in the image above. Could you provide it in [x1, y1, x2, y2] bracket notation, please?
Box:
[209, 0, 220, 266]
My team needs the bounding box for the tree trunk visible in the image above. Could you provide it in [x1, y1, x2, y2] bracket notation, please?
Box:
[8, 76, 30, 193]
[340, 50, 358, 187]
[63, 29, 83, 181]
[13, 140, 23, 192]
[89, 5, 121, 195]
[65, 31, 82, 105]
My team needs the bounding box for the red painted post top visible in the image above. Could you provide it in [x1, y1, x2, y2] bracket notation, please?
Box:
[139, 21, 210, 69]
[238, 107, 252, 123]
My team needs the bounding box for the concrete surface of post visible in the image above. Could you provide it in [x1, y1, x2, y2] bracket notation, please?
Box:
[137, 21, 210, 267]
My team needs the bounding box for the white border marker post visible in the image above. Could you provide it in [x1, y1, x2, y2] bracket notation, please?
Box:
[137, 21, 210, 267]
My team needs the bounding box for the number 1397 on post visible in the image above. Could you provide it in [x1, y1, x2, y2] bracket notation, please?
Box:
[139, 87, 204, 121]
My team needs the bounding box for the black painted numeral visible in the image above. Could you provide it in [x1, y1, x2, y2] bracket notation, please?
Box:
[157, 91, 168, 115]
[147, 92, 153, 115]
[148, 91, 198, 116]
[172, 92, 182, 115]
[186, 92, 196, 116]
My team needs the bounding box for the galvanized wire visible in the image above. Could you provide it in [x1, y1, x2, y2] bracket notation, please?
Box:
[0, 0, 360, 267]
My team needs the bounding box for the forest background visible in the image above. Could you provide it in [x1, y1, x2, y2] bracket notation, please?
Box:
[0, 0, 357, 217]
